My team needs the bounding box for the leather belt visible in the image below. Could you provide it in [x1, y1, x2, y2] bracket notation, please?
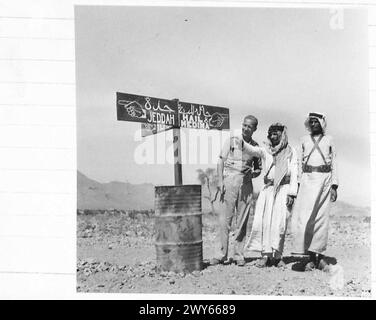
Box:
[264, 175, 291, 187]
[303, 164, 331, 173]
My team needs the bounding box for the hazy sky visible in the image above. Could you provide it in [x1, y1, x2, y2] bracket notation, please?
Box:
[76, 6, 369, 206]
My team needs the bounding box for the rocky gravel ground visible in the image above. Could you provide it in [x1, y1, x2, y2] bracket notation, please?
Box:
[77, 210, 371, 297]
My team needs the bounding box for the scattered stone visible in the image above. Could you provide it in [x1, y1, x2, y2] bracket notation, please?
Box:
[83, 268, 91, 276]
[77, 210, 371, 297]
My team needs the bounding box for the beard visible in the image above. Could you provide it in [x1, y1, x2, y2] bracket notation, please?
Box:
[310, 126, 323, 135]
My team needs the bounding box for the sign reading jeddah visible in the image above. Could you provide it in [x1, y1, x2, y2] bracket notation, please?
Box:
[117, 92, 177, 126]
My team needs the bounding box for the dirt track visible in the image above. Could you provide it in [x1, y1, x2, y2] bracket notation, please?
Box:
[77, 211, 371, 297]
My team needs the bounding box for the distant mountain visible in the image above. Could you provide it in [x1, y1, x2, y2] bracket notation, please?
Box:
[77, 171, 154, 210]
[77, 171, 370, 217]
[331, 200, 370, 217]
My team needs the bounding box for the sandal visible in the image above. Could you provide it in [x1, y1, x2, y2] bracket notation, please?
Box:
[304, 261, 316, 271]
[255, 257, 270, 268]
[317, 258, 329, 271]
[209, 258, 226, 266]
[235, 259, 246, 267]
[275, 259, 286, 268]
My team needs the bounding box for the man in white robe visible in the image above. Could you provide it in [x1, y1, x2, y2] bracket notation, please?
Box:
[291, 112, 338, 271]
[241, 124, 298, 267]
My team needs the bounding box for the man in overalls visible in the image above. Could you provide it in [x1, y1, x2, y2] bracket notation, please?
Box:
[291, 112, 338, 271]
[210, 115, 262, 267]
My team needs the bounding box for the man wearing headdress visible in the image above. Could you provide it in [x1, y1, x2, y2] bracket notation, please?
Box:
[241, 123, 298, 267]
[210, 115, 262, 267]
[291, 112, 338, 271]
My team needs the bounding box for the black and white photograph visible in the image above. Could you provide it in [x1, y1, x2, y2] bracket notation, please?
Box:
[75, 5, 371, 297]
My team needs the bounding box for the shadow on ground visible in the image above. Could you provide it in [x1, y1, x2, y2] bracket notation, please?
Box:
[289, 255, 338, 272]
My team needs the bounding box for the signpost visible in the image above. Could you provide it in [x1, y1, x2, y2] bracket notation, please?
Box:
[116, 91, 230, 185]
[117, 91, 230, 272]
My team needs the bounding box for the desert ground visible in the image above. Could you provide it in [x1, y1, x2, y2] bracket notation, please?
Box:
[77, 203, 371, 297]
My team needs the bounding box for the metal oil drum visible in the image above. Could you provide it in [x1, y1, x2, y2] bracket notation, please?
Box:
[154, 185, 203, 273]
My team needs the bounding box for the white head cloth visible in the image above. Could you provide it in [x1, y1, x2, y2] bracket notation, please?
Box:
[304, 112, 327, 134]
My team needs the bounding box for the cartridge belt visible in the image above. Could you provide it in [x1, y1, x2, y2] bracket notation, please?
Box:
[303, 164, 331, 173]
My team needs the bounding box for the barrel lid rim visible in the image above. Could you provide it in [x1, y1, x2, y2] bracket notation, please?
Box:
[155, 184, 202, 188]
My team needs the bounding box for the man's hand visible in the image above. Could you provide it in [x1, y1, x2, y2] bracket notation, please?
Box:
[251, 169, 261, 179]
[330, 186, 338, 202]
[286, 195, 295, 208]
[217, 181, 226, 196]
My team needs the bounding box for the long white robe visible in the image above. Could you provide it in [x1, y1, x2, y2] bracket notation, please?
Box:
[291, 134, 338, 255]
[243, 145, 298, 254]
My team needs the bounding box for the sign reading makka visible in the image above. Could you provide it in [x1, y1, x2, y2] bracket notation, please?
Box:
[116, 92, 229, 131]
[141, 123, 173, 137]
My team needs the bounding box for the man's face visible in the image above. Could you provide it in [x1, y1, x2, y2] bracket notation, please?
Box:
[269, 130, 283, 147]
[242, 119, 257, 139]
[309, 117, 323, 135]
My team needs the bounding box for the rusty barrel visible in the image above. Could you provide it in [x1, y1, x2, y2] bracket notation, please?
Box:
[154, 185, 203, 273]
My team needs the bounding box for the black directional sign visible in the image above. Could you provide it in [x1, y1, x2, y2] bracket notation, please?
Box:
[117, 92, 178, 126]
[178, 101, 229, 131]
[116, 92, 230, 133]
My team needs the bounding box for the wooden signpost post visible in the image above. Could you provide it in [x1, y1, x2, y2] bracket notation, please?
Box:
[116, 92, 230, 185]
